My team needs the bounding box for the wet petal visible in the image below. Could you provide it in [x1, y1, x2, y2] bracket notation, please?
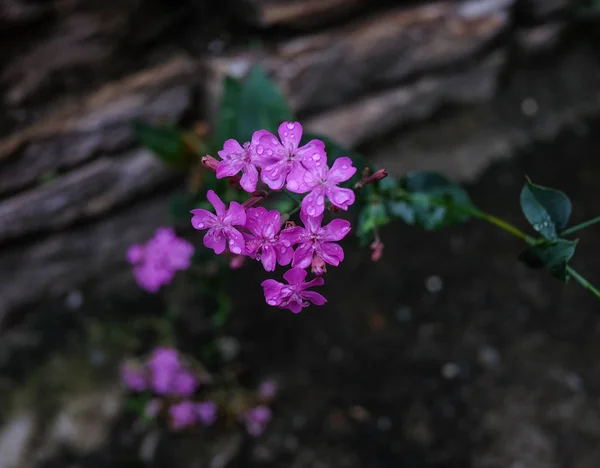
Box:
[216, 158, 244, 179]
[224, 201, 247, 226]
[190, 209, 217, 230]
[326, 186, 355, 210]
[300, 210, 323, 234]
[285, 300, 304, 314]
[218, 139, 245, 159]
[277, 121, 303, 153]
[279, 226, 307, 246]
[239, 163, 259, 193]
[262, 210, 281, 239]
[283, 267, 308, 285]
[225, 227, 246, 255]
[207, 190, 226, 217]
[203, 228, 227, 254]
[296, 139, 326, 164]
[326, 157, 356, 184]
[317, 242, 344, 266]
[245, 207, 268, 236]
[320, 218, 351, 241]
[260, 161, 288, 190]
[301, 187, 326, 217]
[260, 244, 277, 272]
[292, 242, 314, 269]
[274, 241, 294, 266]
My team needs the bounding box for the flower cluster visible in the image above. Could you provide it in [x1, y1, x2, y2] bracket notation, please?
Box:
[121, 348, 277, 435]
[121, 347, 215, 430]
[126, 227, 194, 293]
[192, 122, 356, 313]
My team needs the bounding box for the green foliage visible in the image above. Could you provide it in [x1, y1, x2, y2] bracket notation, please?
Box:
[520, 178, 572, 241]
[357, 197, 390, 245]
[218, 66, 294, 145]
[391, 171, 473, 231]
[519, 239, 578, 282]
[133, 121, 190, 168]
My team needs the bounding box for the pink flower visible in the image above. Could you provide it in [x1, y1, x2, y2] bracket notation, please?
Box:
[258, 380, 278, 400]
[243, 207, 293, 272]
[244, 406, 272, 437]
[169, 400, 197, 430]
[120, 361, 146, 392]
[255, 121, 326, 190]
[216, 132, 264, 192]
[287, 157, 356, 217]
[261, 267, 327, 313]
[126, 227, 194, 293]
[196, 401, 218, 426]
[171, 370, 199, 397]
[190, 190, 246, 255]
[280, 211, 351, 272]
[147, 348, 181, 395]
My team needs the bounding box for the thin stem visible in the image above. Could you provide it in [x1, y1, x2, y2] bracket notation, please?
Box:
[567, 266, 600, 299]
[561, 215, 600, 236]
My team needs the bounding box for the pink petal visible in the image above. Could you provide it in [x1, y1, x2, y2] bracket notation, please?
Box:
[216, 159, 244, 179]
[285, 166, 312, 193]
[190, 209, 217, 230]
[260, 244, 277, 272]
[301, 187, 326, 217]
[317, 242, 344, 266]
[245, 207, 267, 236]
[126, 244, 145, 264]
[218, 139, 245, 159]
[239, 163, 259, 193]
[302, 291, 327, 306]
[277, 121, 302, 153]
[262, 210, 281, 239]
[300, 210, 323, 233]
[283, 267, 308, 285]
[275, 242, 293, 266]
[286, 301, 303, 314]
[225, 227, 245, 255]
[320, 219, 351, 242]
[260, 161, 288, 190]
[292, 242, 314, 269]
[203, 228, 227, 254]
[327, 157, 356, 184]
[326, 186, 355, 210]
[207, 190, 226, 217]
[296, 139, 326, 163]
[304, 276, 325, 288]
[279, 226, 306, 246]
[224, 201, 247, 226]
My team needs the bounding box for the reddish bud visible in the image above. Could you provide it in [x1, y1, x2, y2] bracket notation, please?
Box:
[363, 169, 388, 186]
[201, 155, 219, 172]
[283, 220, 296, 230]
[243, 197, 264, 209]
[230, 255, 246, 270]
[370, 239, 384, 262]
[311, 256, 327, 275]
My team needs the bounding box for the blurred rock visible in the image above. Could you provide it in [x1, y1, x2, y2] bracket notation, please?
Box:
[204, 1, 511, 115]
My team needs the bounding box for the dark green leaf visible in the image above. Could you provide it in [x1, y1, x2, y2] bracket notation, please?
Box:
[235, 66, 294, 142]
[133, 121, 186, 167]
[393, 171, 474, 231]
[216, 76, 243, 145]
[518, 238, 578, 281]
[520, 178, 572, 241]
[357, 201, 390, 245]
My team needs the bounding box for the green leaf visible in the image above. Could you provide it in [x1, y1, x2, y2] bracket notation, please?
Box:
[235, 66, 294, 142]
[393, 171, 474, 231]
[518, 239, 578, 281]
[216, 76, 244, 145]
[133, 121, 187, 167]
[357, 201, 390, 245]
[519, 178, 572, 240]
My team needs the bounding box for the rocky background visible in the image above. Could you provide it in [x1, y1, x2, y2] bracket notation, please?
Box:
[2, 0, 600, 467]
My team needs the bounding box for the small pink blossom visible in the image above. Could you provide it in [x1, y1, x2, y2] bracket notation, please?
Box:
[258, 380, 278, 400]
[255, 122, 326, 190]
[147, 348, 181, 395]
[287, 157, 356, 217]
[196, 401, 218, 426]
[244, 406, 272, 437]
[280, 211, 351, 272]
[216, 132, 264, 192]
[120, 361, 146, 391]
[191, 190, 246, 255]
[261, 267, 327, 313]
[126, 227, 194, 293]
[243, 207, 293, 272]
[169, 400, 197, 430]
[171, 370, 199, 397]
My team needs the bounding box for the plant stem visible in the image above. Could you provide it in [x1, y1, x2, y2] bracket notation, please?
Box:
[561, 215, 600, 236]
[566, 266, 600, 299]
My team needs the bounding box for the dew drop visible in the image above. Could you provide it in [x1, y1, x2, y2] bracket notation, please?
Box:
[231, 245, 242, 254]
[341, 165, 348, 170]
[286, 122, 295, 130]
[281, 247, 287, 253]
[283, 132, 289, 137]
[315, 162, 321, 166]
[267, 149, 273, 156]
[197, 222, 205, 229]
[316, 197, 324, 206]
[256, 145, 264, 154]
[312, 153, 320, 161]
[288, 180, 299, 191]
[267, 299, 278, 306]
[307, 206, 316, 216]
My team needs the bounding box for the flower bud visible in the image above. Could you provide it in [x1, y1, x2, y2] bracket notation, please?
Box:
[370, 239, 384, 262]
[201, 155, 219, 172]
[311, 256, 327, 275]
[363, 169, 388, 185]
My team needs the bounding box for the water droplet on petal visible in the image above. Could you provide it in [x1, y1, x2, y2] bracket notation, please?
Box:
[341, 165, 348, 170]
[316, 197, 324, 206]
[288, 180, 299, 191]
[197, 222, 205, 229]
[256, 145, 264, 154]
[307, 206, 316, 216]
[287, 122, 295, 130]
[267, 299, 277, 306]
[281, 248, 287, 253]
[231, 245, 242, 254]
[312, 153, 320, 161]
[267, 149, 273, 156]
